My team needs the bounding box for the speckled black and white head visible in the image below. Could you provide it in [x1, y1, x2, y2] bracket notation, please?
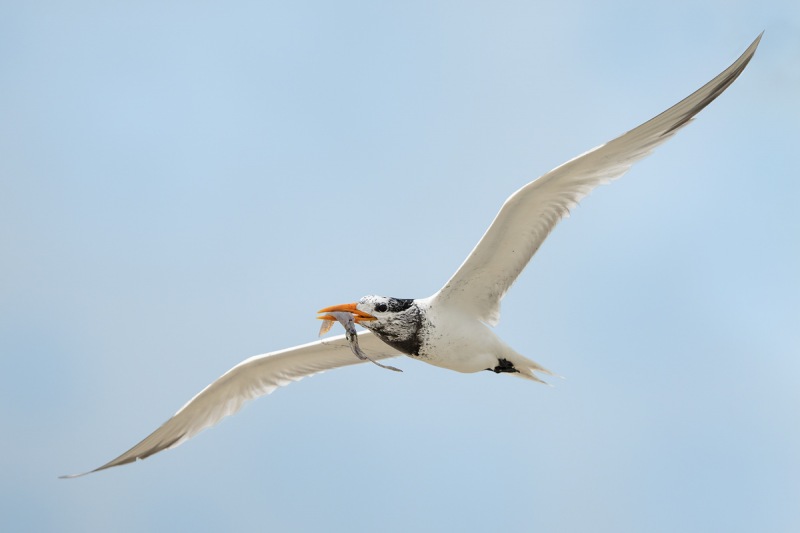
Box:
[319, 296, 423, 356]
[356, 295, 423, 355]
[356, 295, 415, 317]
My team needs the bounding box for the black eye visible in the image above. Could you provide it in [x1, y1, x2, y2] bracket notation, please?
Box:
[375, 303, 388, 313]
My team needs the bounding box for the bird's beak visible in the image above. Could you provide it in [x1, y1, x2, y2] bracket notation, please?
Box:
[317, 303, 377, 323]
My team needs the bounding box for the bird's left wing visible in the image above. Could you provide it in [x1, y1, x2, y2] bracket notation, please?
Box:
[61, 331, 400, 477]
[434, 34, 761, 326]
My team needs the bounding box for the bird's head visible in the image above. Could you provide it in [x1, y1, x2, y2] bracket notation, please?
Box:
[318, 295, 422, 354]
[317, 295, 417, 332]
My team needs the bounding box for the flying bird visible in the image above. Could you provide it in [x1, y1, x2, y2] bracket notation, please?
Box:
[62, 35, 761, 477]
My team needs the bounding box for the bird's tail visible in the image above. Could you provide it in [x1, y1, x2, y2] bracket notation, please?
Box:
[507, 351, 558, 384]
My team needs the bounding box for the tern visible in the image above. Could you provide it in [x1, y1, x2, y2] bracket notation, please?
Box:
[62, 35, 761, 477]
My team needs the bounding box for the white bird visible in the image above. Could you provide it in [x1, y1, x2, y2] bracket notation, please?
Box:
[62, 35, 761, 478]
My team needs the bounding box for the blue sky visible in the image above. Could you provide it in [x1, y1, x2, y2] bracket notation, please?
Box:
[2, 1, 798, 532]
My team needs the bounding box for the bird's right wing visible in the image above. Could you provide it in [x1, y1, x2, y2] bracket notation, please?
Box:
[434, 34, 761, 326]
[61, 331, 400, 477]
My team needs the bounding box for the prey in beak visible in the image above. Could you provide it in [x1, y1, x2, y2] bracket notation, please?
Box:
[317, 303, 376, 324]
[316, 304, 401, 372]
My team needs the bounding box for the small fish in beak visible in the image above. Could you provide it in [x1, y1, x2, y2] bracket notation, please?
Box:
[317, 310, 402, 372]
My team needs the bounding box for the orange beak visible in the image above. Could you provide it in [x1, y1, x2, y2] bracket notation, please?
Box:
[317, 302, 377, 323]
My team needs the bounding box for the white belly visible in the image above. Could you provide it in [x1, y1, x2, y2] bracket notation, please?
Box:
[415, 302, 508, 373]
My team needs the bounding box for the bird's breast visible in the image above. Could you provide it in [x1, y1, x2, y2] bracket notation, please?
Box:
[411, 304, 506, 373]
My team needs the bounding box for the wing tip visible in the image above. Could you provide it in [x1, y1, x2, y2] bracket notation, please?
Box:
[58, 472, 86, 480]
[58, 462, 124, 479]
[660, 32, 762, 137]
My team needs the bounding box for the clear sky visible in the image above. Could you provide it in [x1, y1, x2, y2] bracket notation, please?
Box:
[2, 1, 798, 532]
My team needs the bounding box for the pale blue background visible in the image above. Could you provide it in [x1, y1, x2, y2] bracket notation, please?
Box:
[2, 1, 798, 532]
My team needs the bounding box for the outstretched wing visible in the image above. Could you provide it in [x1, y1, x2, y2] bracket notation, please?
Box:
[61, 331, 400, 477]
[434, 35, 761, 326]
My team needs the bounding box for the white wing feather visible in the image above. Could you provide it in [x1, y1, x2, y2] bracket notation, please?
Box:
[62, 331, 400, 477]
[434, 35, 761, 325]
